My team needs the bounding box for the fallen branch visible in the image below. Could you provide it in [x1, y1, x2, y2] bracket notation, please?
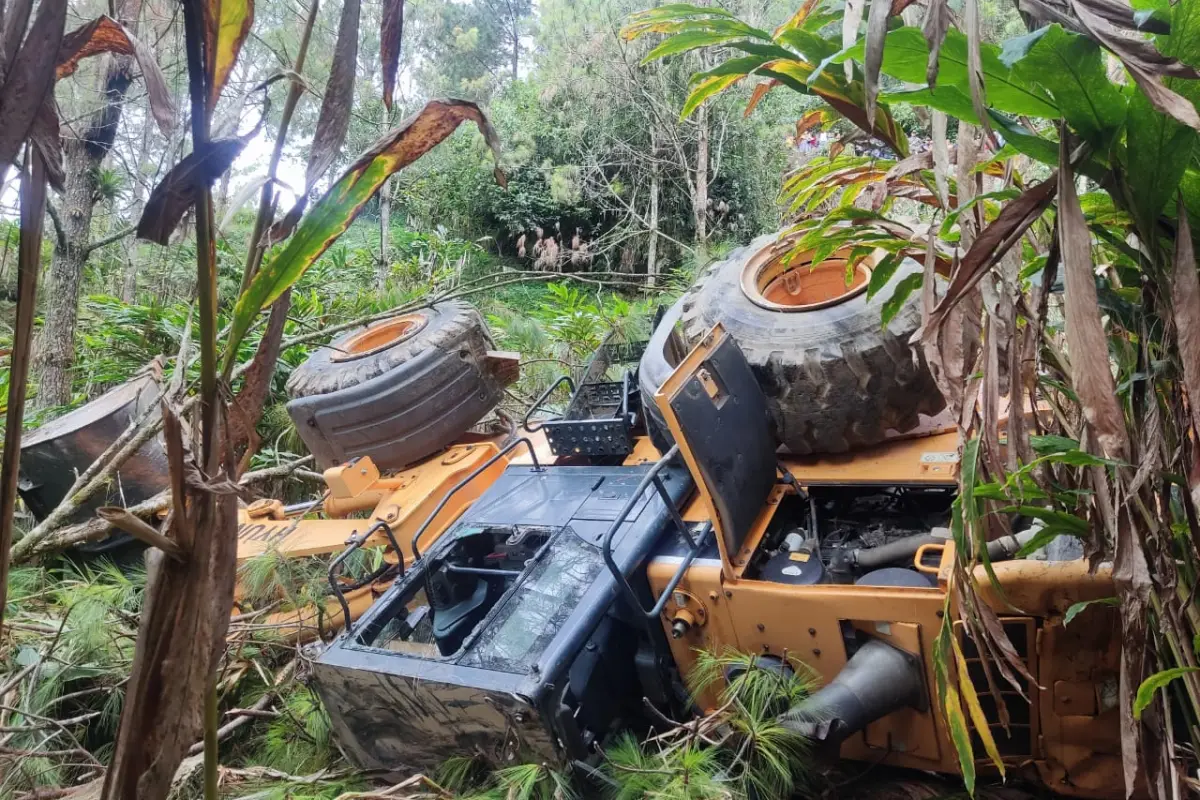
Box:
[186, 659, 296, 756]
[13, 456, 316, 562]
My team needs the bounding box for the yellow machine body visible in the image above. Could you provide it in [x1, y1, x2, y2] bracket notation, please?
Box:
[643, 325, 1124, 799]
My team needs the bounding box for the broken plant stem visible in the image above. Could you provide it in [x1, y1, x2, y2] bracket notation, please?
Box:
[0, 152, 47, 634]
[96, 507, 187, 562]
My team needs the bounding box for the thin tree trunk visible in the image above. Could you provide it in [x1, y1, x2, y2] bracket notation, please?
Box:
[510, 11, 519, 80]
[36, 136, 99, 408]
[692, 74, 709, 263]
[34, 8, 141, 408]
[647, 128, 660, 288]
[377, 104, 391, 290]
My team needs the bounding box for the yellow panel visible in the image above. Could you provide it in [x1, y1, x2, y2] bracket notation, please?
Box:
[781, 430, 961, 486]
[855, 620, 941, 761]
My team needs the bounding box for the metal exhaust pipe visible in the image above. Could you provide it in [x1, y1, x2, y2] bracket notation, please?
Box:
[778, 638, 925, 748]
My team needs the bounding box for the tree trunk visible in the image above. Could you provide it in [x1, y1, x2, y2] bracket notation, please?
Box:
[377, 105, 391, 290]
[647, 129, 660, 288]
[36, 137, 100, 408]
[692, 86, 709, 263]
[34, 46, 139, 408]
[510, 13, 519, 81]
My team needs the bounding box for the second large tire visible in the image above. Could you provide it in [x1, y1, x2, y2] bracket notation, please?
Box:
[672, 232, 944, 455]
[286, 301, 507, 470]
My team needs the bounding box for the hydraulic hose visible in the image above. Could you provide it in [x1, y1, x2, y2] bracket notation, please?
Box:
[850, 527, 1041, 572]
[851, 533, 940, 571]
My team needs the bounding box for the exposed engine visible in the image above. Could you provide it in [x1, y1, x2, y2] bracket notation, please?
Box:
[745, 487, 954, 587]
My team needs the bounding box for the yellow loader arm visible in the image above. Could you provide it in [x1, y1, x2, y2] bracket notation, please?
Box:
[232, 441, 512, 640]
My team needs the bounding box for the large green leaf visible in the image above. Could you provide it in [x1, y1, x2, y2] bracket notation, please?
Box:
[988, 111, 1060, 167]
[644, 29, 752, 62]
[775, 27, 838, 62]
[222, 100, 502, 375]
[841, 27, 1057, 118]
[884, 85, 980, 124]
[1121, 92, 1197, 237]
[1008, 25, 1127, 147]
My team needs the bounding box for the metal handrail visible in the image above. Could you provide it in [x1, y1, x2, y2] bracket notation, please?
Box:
[522, 375, 576, 432]
[327, 519, 402, 633]
[600, 444, 712, 619]
[410, 436, 541, 561]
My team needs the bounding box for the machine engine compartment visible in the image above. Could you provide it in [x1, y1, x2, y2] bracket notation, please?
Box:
[744, 487, 954, 587]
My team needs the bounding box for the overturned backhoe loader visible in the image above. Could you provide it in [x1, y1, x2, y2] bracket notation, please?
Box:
[310, 239, 1125, 800]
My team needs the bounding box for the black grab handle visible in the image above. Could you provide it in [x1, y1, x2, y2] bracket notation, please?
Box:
[522, 374, 576, 433]
[327, 519, 402, 633]
[410, 436, 542, 561]
[600, 445, 712, 619]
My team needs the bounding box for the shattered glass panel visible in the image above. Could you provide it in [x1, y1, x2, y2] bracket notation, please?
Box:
[458, 528, 602, 674]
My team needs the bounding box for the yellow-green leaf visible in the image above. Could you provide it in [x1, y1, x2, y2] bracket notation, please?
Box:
[935, 598, 976, 794]
[951, 628, 1007, 777]
[206, 0, 254, 110]
[222, 100, 502, 375]
[1134, 667, 1200, 719]
[680, 73, 743, 118]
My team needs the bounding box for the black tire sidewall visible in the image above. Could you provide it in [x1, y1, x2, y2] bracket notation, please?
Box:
[286, 301, 493, 399]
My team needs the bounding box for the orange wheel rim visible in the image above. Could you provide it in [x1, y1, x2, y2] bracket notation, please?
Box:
[331, 313, 428, 362]
[740, 240, 872, 312]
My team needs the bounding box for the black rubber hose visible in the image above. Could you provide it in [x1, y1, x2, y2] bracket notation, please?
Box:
[850, 528, 1039, 572]
[851, 533, 939, 571]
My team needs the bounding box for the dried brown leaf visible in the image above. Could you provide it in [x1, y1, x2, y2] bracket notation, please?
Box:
[0, 0, 67, 172]
[306, 0, 361, 191]
[745, 79, 780, 117]
[1073, 0, 1169, 33]
[380, 0, 405, 112]
[931, 109, 950, 208]
[964, 0, 991, 139]
[1058, 134, 1129, 460]
[1174, 195, 1200, 442]
[924, 175, 1058, 335]
[0, 0, 35, 76]
[795, 109, 825, 139]
[136, 135, 253, 245]
[885, 149, 933, 182]
[843, 0, 865, 82]
[1125, 62, 1200, 131]
[922, 0, 950, 86]
[160, 402, 189, 542]
[864, 0, 892, 132]
[265, 198, 305, 245]
[29, 98, 64, 192]
[56, 15, 175, 135]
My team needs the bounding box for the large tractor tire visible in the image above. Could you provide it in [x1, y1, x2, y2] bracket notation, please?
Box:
[286, 301, 509, 470]
[652, 231, 944, 455]
[638, 298, 686, 453]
